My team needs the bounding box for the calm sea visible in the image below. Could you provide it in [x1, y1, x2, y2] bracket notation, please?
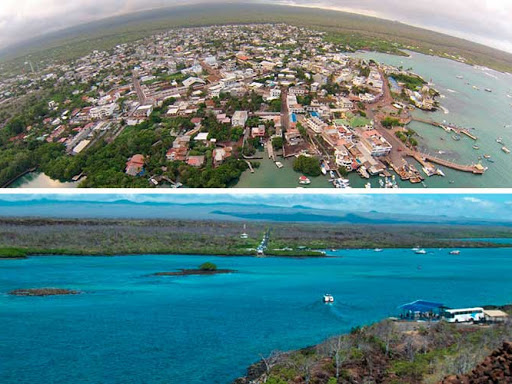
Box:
[2, 248, 512, 383]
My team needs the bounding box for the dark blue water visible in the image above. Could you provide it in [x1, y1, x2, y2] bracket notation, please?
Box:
[2, 249, 512, 384]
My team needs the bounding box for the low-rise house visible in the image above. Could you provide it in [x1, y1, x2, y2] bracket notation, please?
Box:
[251, 125, 266, 138]
[133, 105, 153, 118]
[126, 154, 145, 176]
[232, 111, 249, 127]
[166, 147, 187, 161]
[187, 155, 206, 168]
[213, 147, 233, 166]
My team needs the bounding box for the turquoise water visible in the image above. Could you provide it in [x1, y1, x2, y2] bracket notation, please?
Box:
[352, 51, 512, 188]
[2, 249, 512, 383]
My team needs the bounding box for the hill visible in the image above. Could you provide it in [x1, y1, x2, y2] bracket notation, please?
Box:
[1, 3, 512, 74]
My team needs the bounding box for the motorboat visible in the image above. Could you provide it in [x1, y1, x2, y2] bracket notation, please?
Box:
[450, 250, 461, 255]
[472, 145, 480, 150]
[503, 147, 511, 154]
[275, 161, 284, 169]
[375, 248, 383, 252]
[415, 249, 427, 254]
[321, 163, 327, 175]
[323, 294, 335, 304]
[299, 176, 311, 185]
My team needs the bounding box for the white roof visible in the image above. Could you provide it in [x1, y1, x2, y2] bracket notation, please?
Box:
[73, 140, 91, 154]
[484, 310, 509, 317]
[195, 133, 209, 141]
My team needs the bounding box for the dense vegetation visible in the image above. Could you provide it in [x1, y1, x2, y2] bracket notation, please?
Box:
[391, 74, 426, 91]
[0, 218, 510, 258]
[293, 156, 322, 177]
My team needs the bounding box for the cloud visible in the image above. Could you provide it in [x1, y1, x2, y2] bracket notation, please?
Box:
[0, 0, 511, 53]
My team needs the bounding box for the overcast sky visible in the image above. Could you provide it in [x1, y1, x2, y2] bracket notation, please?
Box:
[0, 0, 511, 53]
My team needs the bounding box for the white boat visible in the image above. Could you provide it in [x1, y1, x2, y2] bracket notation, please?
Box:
[375, 248, 383, 252]
[299, 176, 311, 185]
[321, 164, 327, 175]
[497, 137, 504, 144]
[472, 145, 480, 150]
[485, 88, 492, 93]
[330, 171, 336, 179]
[503, 147, 511, 154]
[323, 294, 334, 304]
[456, 75, 464, 79]
[412, 247, 421, 252]
[275, 161, 284, 169]
[437, 169, 446, 177]
[415, 249, 427, 254]
[365, 182, 372, 189]
[450, 250, 461, 255]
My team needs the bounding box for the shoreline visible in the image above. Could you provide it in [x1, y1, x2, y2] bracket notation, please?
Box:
[2, 244, 512, 260]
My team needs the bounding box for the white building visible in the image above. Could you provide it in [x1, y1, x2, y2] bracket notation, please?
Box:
[232, 111, 249, 127]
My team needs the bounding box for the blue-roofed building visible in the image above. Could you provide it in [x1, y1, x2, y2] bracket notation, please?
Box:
[310, 111, 320, 118]
[399, 300, 446, 321]
[290, 113, 297, 123]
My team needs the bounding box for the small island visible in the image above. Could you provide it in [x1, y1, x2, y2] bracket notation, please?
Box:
[9, 288, 81, 297]
[154, 262, 236, 277]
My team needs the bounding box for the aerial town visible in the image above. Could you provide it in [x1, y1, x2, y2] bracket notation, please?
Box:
[0, 24, 488, 188]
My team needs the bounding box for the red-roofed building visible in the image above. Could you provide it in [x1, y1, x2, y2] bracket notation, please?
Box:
[126, 154, 145, 176]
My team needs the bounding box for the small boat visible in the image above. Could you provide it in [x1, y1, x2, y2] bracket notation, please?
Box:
[365, 182, 372, 189]
[299, 176, 311, 185]
[330, 171, 336, 179]
[375, 248, 383, 252]
[452, 134, 461, 141]
[323, 294, 334, 304]
[415, 249, 427, 254]
[472, 145, 480, 150]
[487, 158, 495, 163]
[484, 154, 492, 159]
[275, 161, 284, 169]
[437, 169, 446, 177]
[497, 137, 504, 144]
[456, 75, 464, 79]
[485, 88, 492, 93]
[321, 163, 327, 175]
[450, 250, 461, 255]
[503, 147, 511, 154]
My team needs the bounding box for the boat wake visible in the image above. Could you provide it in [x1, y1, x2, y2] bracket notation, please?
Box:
[484, 72, 499, 80]
[446, 89, 457, 94]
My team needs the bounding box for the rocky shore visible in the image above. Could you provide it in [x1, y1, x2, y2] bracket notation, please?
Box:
[441, 342, 512, 384]
[9, 288, 81, 297]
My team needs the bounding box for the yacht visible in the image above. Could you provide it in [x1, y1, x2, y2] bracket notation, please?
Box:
[321, 163, 327, 175]
[375, 248, 383, 252]
[412, 246, 421, 252]
[415, 249, 427, 254]
[437, 169, 446, 177]
[323, 294, 335, 304]
[299, 176, 311, 185]
[449, 250, 461, 255]
[472, 145, 480, 150]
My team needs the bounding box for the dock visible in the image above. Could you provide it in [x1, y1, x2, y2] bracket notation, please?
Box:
[245, 161, 255, 174]
[266, 140, 276, 161]
[408, 151, 485, 174]
[412, 118, 478, 140]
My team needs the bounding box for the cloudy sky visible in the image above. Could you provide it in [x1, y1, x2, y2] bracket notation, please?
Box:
[1, 192, 512, 221]
[0, 0, 511, 53]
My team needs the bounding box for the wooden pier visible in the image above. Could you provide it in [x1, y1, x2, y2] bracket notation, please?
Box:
[408, 151, 485, 174]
